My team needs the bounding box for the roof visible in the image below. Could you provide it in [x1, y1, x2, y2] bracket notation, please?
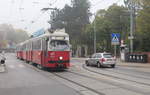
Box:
[51, 31, 69, 37]
[17, 29, 69, 46]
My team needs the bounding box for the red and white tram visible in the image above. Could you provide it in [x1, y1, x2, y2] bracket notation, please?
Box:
[16, 30, 70, 69]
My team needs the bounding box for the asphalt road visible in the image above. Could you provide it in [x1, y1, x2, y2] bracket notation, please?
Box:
[70, 58, 150, 95]
[0, 54, 150, 95]
[0, 53, 80, 95]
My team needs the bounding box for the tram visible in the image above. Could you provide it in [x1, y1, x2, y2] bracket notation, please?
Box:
[16, 29, 70, 69]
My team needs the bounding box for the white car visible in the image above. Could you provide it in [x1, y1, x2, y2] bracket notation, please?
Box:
[85, 53, 116, 68]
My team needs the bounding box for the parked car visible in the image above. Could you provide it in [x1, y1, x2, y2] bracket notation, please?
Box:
[85, 53, 116, 68]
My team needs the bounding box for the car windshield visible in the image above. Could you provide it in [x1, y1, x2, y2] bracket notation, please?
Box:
[103, 54, 112, 58]
[49, 40, 69, 51]
[96, 54, 102, 58]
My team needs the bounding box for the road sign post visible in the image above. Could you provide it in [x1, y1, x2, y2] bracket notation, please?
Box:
[111, 33, 120, 57]
[114, 45, 117, 58]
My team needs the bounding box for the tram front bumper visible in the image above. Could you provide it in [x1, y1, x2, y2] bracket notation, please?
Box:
[48, 60, 70, 68]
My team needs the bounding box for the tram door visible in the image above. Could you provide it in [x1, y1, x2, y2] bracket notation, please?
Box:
[42, 38, 48, 65]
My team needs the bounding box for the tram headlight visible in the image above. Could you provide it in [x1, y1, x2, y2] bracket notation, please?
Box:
[59, 56, 63, 60]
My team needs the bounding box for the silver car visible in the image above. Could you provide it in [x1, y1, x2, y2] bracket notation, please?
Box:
[85, 53, 116, 68]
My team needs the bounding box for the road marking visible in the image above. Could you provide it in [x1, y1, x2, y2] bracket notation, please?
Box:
[0, 65, 5, 72]
[8, 65, 15, 69]
[18, 64, 25, 68]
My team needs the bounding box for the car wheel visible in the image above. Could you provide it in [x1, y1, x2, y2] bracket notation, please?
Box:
[111, 64, 115, 68]
[97, 62, 101, 68]
[86, 61, 89, 66]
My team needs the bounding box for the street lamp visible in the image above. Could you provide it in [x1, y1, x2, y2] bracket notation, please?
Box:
[92, 13, 97, 53]
[90, 13, 96, 53]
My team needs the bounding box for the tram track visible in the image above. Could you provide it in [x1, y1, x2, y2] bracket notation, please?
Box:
[23, 61, 105, 95]
[115, 66, 150, 75]
[20, 57, 150, 95]
[52, 72, 105, 95]
[103, 68, 150, 80]
[65, 70, 149, 95]
[11, 56, 150, 95]
[71, 58, 150, 75]
[82, 64, 150, 87]
[40, 67, 150, 95]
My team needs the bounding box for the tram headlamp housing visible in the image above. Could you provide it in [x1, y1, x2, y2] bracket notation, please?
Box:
[59, 56, 63, 60]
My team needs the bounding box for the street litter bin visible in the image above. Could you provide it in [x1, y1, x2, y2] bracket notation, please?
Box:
[133, 55, 137, 62]
[142, 54, 147, 63]
[129, 55, 135, 62]
[125, 53, 148, 63]
[136, 55, 140, 63]
[129, 55, 133, 62]
[137, 54, 147, 63]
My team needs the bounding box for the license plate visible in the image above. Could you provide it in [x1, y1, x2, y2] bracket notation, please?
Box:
[107, 59, 112, 61]
[105, 62, 114, 64]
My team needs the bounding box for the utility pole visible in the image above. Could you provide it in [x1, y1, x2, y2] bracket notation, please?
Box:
[130, 0, 134, 53]
[124, 0, 135, 53]
[93, 13, 96, 53]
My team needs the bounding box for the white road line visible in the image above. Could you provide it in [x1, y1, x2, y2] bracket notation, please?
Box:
[8, 65, 15, 69]
[8, 64, 25, 69]
[0, 66, 5, 72]
[18, 64, 25, 68]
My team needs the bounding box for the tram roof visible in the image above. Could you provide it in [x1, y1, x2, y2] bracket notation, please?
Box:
[17, 29, 69, 46]
[35, 31, 69, 39]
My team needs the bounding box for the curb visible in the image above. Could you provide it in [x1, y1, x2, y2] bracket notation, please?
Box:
[117, 63, 150, 68]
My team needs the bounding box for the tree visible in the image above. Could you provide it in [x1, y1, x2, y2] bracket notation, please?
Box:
[136, 0, 150, 51]
[0, 24, 29, 48]
[15, 29, 29, 43]
[50, 0, 91, 54]
[84, 4, 130, 54]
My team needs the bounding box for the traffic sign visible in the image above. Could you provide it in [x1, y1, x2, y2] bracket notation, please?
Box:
[111, 33, 120, 45]
[128, 36, 134, 40]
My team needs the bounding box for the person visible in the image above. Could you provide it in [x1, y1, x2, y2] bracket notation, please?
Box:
[0, 51, 6, 66]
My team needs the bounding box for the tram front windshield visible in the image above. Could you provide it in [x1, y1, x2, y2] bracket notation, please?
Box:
[49, 40, 69, 51]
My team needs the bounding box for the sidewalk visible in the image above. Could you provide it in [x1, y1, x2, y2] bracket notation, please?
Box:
[117, 60, 150, 68]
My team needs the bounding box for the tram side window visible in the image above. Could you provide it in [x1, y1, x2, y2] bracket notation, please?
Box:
[42, 39, 46, 50]
[21, 46, 23, 51]
[26, 42, 32, 51]
[33, 40, 41, 50]
[17, 47, 19, 51]
[18, 47, 20, 51]
[30, 42, 32, 50]
[22, 44, 26, 51]
[26, 43, 29, 51]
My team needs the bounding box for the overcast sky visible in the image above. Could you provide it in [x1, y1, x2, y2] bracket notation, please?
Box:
[0, 0, 124, 35]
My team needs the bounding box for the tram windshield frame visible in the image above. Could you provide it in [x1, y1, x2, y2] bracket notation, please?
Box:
[48, 39, 70, 51]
